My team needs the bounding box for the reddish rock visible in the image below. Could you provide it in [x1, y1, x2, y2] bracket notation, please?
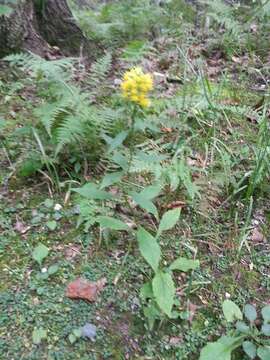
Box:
[66, 277, 106, 302]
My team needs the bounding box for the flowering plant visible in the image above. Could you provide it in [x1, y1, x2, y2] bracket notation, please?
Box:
[120, 67, 153, 108]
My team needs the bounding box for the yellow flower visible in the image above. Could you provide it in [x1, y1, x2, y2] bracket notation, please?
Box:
[121, 67, 153, 107]
[131, 95, 139, 103]
[139, 97, 150, 108]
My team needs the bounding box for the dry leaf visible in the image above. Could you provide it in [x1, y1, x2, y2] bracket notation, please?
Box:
[251, 227, 265, 243]
[165, 201, 186, 210]
[64, 245, 81, 261]
[187, 302, 199, 323]
[66, 277, 106, 302]
[161, 127, 173, 133]
[169, 336, 183, 346]
[15, 217, 31, 234]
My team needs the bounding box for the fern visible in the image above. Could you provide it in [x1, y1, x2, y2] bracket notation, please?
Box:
[85, 52, 112, 99]
[89, 52, 112, 85]
[201, 0, 242, 36]
[4, 52, 75, 81]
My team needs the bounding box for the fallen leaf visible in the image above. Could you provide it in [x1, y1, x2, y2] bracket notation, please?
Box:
[66, 277, 106, 302]
[251, 227, 265, 243]
[161, 127, 173, 133]
[15, 217, 31, 234]
[187, 302, 199, 323]
[165, 201, 186, 210]
[169, 336, 183, 346]
[64, 244, 81, 261]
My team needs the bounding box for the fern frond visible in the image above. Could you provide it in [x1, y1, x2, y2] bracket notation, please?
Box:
[4, 52, 75, 81]
[56, 115, 85, 153]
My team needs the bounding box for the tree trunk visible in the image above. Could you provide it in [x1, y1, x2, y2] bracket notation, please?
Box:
[0, 0, 100, 59]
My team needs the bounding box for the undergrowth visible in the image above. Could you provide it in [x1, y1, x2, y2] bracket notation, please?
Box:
[1, 0, 270, 359]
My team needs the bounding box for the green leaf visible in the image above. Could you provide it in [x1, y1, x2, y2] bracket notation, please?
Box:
[32, 244, 49, 266]
[122, 40, 148, 61]
[143, 302, 161, 330]
[157, 208, 181, 236]
[137, 227, 161, 273]
[152, 270, 175, 317]
[68, 333, 77, 344]
[111, 152, 128, 170]
[169, 257, 200, 272]
[72, 183, 115, 200]
[48, 264, 59, 276]
[261, 324, 270, 336]
[244, 304, 257, 322]
[73, 328, 82, 338]
[105, 131, 128, 153]
[199, 336, 243, 360]
[236, 321, 250, 333]
[262, 305, 270, 323]
[131, 192, 159, 219]
[140, 282, 153, 301]
[257, 346, 270, 360]
[140, 184, 162, 200]
[0, 5, 13, 16]
[32, 328, 47, 345]
[242, 341, 257, 359]
[100, 171, 124, 189]
[46, 220, 57, 231]
[96, 216, 129, 231]
[222, 300, 243, 322]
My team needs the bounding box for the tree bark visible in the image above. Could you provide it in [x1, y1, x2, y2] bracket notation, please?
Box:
[0, 0, 100, 59]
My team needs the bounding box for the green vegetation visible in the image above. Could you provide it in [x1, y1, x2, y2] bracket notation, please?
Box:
[1, 0, 270, 359]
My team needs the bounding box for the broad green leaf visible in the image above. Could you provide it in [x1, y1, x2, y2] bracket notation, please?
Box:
[32, 328, 47, 345]
[104, 131, 128, 153]
[72, 183, 114, 200]
[111, 152, 128, 170]
[68, 333, 77, 344]
[100, 171, 124, 189]
[32, 244, 49, 266]
[236, 321, 250, 333]
[152, 270, 175, 317]
[261, 324, 270, 336]
[169, 257, 200, 272]
[242, 341, 256, 359]
[140, 282, 153, 301]
[96, 216, 129, 231]
[257, 346, 270, 360]
[262, 305, 270, 323]
[48, 264, 59, 276]
[143, 302, 160, 330]
[157, 208, 181, 236]
[137, 227, 160, 272]
[199, 336, 243, 360]
[0, 5, 13, 16]
[140, 184, 162, 200]
[46, 220, 57, 231]
[131, 192, 158, 219]
[222, 300, 243, 322]
[244, 304, 257, 322]
[73, 328, 82, 338]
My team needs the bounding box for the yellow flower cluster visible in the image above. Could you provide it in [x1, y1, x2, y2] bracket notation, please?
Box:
[121, 67, 153, 108]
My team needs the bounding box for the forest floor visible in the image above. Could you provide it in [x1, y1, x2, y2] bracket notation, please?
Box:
[1, 1, 270, 360]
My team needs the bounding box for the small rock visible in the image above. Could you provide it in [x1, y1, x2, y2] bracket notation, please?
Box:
[66, 277, 106, 302]
[81, 323, 97, 341]
[54, 203, 62, 211]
